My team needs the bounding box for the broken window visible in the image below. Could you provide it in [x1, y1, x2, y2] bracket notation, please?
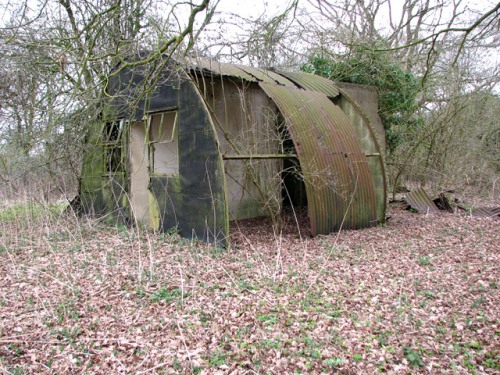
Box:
[149, 111, 179, 175]
[103, 120, 125, 173]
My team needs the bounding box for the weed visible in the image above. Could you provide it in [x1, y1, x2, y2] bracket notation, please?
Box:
[461, 350, 476, 370]
[417, 289, 436, 299]
[350, 312, 359, 322]
[238, 279, 257, 291]
[150, 287, 187, 304]
[377, 331, 390, 347]
[7, 344, 24, 356]
[199, 311, 212, 324]
[207, 350, 226, 366]
[398, 293, 408, 305]
[471, 296, 485, 308]
[404, 347, 424, 368]
[164, 226, 179, 237]
[56, 299, 81, 322]
[209, 245, 226, 259]
[301, 336, 323, 358]
[105, 251, 118, 266]
[141, 269, 158, 282]
[9, 367, 23, 375]
[0, 202, 64, 224]
[48, 231, 71, 242]
[483, 351, 500, 369]
[309, 348, 322, 359]
[323, 357, 346, 368]
[135, 286, 147, 298]
[173, 358, 182, 371]
[257, 313, 279, 325]
[417, 256, 431, 266]
[261, 339, 282, 349]
[57, 327, 82, 343]
[464, 342, 482, 350]
[353, 353, 363, 362]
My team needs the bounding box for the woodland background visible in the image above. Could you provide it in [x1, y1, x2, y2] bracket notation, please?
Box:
[0, 0, 498, 201]
[0, 1, 499, 373]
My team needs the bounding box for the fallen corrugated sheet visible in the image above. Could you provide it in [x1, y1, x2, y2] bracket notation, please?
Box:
[259, 82, 377, 235]
[405, 188, 441, 214]
[458, 205, 500, 220]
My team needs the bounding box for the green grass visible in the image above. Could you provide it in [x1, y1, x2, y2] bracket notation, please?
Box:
[417, 255, 431, 266]
[150, 287, 187, 304]
[0, 202, 66, 223]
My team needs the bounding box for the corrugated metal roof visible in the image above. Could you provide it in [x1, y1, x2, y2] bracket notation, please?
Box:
[259, 83, 377, 234]
[278, 71, 340, 98]
[405, 188, 441, 214]
[185, 57, 256, 82]
[236, 65, 296, 87]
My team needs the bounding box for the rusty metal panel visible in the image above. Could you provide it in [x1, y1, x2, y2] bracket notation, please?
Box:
[459, 206, 500, 220]
[277, 71, 340, 98]
[236, 66, 296, 87]
[470, 207, 500, 219]
[405, 188, 441, 214]
[259, 83, 377, 235]
[185, 57, 256, 82]
[335, 90, 387, 224]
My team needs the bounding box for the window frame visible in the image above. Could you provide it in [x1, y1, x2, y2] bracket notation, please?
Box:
[147, 110, 179, 176]
[103, 119, 127, 175]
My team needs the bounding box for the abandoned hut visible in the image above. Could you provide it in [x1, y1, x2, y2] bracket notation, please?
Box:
[79, 58, 387, 246]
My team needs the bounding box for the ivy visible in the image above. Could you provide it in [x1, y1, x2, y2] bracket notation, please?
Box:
[301, 51, 420, 153]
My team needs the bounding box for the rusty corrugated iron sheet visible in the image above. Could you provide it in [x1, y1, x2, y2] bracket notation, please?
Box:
[236, 66, 295, 87]
[185, 57, 256, 82]
[335, 88, 387, 223]
[259, 82, 377, 234]
[185, 58, 295, 87]
[277, 71, 340, 98]
[458, 205, 500, 220]
[405, 188, 441, 214]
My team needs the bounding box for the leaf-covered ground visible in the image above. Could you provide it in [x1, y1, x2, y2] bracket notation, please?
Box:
[0, 203, 499, 374]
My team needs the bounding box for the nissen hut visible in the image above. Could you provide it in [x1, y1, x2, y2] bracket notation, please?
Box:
[79, 57, 387, 246]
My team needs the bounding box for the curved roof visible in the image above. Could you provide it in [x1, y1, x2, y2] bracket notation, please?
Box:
[186, 58, 385, 233]
[259, 83, 377, 233]
[278, 71, 340, 98]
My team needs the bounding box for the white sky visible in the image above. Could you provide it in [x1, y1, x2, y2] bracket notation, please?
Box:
[214, 0, 497, 18]
[2, 0, 497, 31]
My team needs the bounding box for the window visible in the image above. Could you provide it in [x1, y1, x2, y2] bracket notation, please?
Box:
[149, 111, 179, 175]
[103, 120, 125, 173]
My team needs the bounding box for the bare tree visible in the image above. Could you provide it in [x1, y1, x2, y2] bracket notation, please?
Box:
[0, 0, 215, 199]
[297, 0, 500, 195]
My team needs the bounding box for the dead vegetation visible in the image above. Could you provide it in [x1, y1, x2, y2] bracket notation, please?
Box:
[0, 202, 499, 374]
